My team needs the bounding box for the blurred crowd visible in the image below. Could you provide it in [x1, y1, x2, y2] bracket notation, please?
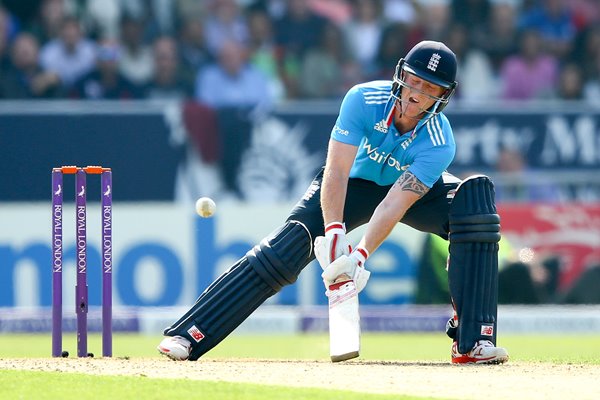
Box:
[1, 0, 600, 105]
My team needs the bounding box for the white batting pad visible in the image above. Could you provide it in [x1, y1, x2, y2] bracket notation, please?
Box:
[328, 280, 360, 362]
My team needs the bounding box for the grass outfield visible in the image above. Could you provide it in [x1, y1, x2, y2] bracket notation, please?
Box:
[0, 370, 426, 400]
[0, 333, 598, 400]
[0, 332, 599, 363]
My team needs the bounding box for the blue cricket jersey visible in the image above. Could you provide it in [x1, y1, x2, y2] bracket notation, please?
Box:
[331, 81, 456, 188]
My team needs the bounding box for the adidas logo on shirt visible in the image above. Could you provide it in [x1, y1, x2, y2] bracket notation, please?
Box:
[373, 119, 388, 133]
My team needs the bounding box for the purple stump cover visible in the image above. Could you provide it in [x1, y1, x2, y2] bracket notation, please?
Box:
[101, 170, 112, 357]
[51, 169, 63, 357]
[75, 169, 88, 357]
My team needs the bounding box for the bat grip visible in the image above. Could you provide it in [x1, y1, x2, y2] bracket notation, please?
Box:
[333, 273, 351, 283]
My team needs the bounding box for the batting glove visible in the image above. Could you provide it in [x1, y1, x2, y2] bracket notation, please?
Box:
[313, 222, 351, 268]
[321, 247, 371, 293]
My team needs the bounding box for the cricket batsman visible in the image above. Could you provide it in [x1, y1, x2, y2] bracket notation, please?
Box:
[158, 40, 509, 364]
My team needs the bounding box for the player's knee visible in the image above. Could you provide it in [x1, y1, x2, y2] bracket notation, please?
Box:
[449, 175, 501, 244]
[247, 220, 312, 291]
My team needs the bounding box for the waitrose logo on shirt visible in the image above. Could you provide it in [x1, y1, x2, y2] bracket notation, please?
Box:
[362, 138, 409, 172]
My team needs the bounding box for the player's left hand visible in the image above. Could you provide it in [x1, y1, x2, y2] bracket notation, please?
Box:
[321, 248, 371, 293]
[313, 222, 351, 269]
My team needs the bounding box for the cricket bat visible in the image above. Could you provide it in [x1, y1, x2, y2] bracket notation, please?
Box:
[327, 274, 360, 362]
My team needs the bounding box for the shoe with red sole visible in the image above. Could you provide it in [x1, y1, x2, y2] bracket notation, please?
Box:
[452, 340, 509, 364]
[157, 335, 191, 361]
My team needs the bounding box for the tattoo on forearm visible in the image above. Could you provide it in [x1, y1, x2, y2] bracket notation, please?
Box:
[392, 171, 429, 197]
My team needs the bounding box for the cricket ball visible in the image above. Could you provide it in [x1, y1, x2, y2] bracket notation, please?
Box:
[195, 197, 216, 218]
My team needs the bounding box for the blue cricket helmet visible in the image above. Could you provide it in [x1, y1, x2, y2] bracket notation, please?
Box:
[392, 40, 458, 114]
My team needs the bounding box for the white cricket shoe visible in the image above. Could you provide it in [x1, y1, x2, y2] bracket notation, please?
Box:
[157, 336, 191, 361]
[451, 340, 509, 364]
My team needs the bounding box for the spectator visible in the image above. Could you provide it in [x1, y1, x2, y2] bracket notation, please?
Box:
[69, 40, 139, 100]
[118, 15, 154, 86]
[560, 263, 600, 304]
[445, 24, 497, 101]
[1, 0, 43, 27]
[194, 38, 271, 199]
[570, 25, 600, 104]
[569, 0, 600, 30]
[178, 18, 212, 91]
[274, 0, 326, 54]
[382, 0, 419, 25]
[0, 6, 12, 74]
[450, 0, 491, 47]
[493, 147, 562, 202]
[247, 10, 284, 100]
[300, 23, 359, 98]
[0, 32, 60, 98]
[519, 0, 577, 60]
[411, 0, 450, 43]
[582, 50, 600, 106]
[39, 16, 96, 88]
[203, 0, 249, 56]
[343, 0, 385, 77]
[373, 22, 410, 80]
[500, 29, 558, 100]
[174, 0, 206, 21]
[480, 1, 519, 73]
[149, 0, 178, 37]
[121, 0, 177, 39]
[144, 36, 189, 100]
[570, 23, 600, 83]
[274, 0, 327, 97]
[195, 40, 272, 108]
[555, 62, 584, 100]
[30, 0, 67, 44]
[306, 0, 353, 25]
[83, 0, 121, 40]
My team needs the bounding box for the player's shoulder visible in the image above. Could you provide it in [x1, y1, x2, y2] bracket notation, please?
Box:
[346, 80, 392, 104]
[353, 80, 393, 93]
[421, 113, 455, 148]
[424, 112, 452, 131]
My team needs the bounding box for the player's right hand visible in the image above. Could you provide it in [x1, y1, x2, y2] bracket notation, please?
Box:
[314, 222, 351, 268]
[321, 247, 371, 293]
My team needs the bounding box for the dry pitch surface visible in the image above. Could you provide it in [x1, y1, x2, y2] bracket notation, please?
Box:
[1, 358, 599, 400]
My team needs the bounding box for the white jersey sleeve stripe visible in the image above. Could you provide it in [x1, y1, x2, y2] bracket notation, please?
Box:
[364, 95, 389, 100]
[430, 117, 443, 146]
[433, 116, 445, 145]
[362, 90, 389, 95]
[426, 119, 440, 146]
